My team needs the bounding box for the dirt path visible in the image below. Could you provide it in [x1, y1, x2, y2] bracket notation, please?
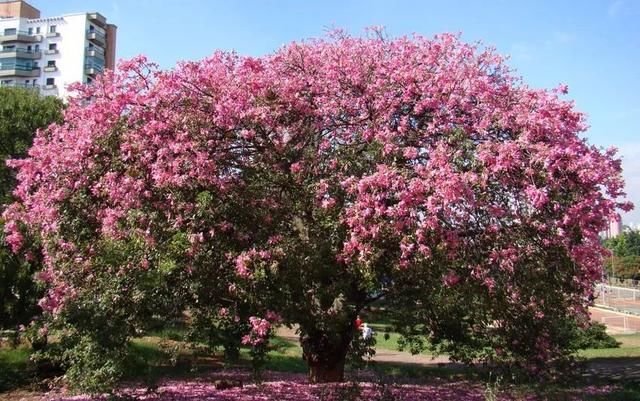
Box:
[590, 306, 640, 334]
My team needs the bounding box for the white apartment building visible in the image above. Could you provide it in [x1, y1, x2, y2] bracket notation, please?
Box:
[0, 0, 116, 99]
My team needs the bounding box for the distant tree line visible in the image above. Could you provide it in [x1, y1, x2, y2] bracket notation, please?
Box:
[603, 229, 640, 281]
[0, 87, 63, 329]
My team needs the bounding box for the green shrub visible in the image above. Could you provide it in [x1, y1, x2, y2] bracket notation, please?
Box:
[571, 322, 619, 350]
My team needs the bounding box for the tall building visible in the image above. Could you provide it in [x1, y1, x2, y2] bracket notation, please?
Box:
[602, 214, 623, 239]
[0, 0, 116, 98]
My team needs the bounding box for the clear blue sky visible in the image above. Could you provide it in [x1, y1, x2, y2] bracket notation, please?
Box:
[34, 0, 640, 225]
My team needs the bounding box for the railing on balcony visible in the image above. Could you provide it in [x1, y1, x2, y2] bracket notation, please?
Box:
[85, 61, 104, 75]
[86, 29, 106, 45]
[0, 48, 41, 58]
[0, 64, 40, 77]
[88, 13, 107, 27]
[0, 82, 40, 90]
[0, 64, 38, 71]
[86, 46, 104, 55]
[0, 29, 41, 43]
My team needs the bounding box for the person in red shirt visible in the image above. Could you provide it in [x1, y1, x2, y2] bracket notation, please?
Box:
[354, 315, 363, 330]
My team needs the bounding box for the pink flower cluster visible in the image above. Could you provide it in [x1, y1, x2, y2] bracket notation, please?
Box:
[241, 312, 280, 346]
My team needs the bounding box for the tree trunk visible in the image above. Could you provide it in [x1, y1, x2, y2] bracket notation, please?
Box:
[300, 327, 352, 383]
[308, 360, 345, 383]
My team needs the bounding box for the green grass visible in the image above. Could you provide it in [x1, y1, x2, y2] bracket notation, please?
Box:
[264, 339, 306, 373]
[368, 322, 435, 355]
[369, 323, 402, 350]
[579, 333, 640, 359]
[146, 324, 188, 342]
[0, 346, 33, 391]
[128, 338, 173, 366]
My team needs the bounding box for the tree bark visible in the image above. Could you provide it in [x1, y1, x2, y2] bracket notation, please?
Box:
[308, 360, 345, 383]
[301, 327, 352, 383]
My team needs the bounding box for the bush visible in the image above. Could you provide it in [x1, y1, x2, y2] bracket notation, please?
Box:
[571, 322, 619, 350]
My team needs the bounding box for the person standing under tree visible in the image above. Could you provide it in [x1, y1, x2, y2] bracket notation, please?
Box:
[361, 322, 373, 340]
[354, 315, 363, 330]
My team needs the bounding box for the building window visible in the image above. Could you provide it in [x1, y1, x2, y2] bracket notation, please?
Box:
[32, 80, 37, 86]
[47, 60, 56, 67]
[89, 25, 95, 32]
[49, 25, 56, 33]
[34, 44, 39, 52]
[46, 78, 55, 86]
[27, 45, 32, 51]
[36, 27, 40, 34]
[48, 43, 57, 51]
[4, 28, 16, 35]
[28, 27, 33, 35]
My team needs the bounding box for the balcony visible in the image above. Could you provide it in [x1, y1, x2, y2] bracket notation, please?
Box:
[0, 82, 40, 90]
[88, 13, 107, 27]
[43, 65, 57, 72]
[43, 84, 56, 90]
[84, 65, 103, 76]
[46, 31, 60, 38]
[85, 46, 104, 59]
[44, 49, 58, 55]
[0, 30, 41, 43]
[0, 48, 41, 59]
[0, 65, 40, 77]
[86, 30, 105, 46]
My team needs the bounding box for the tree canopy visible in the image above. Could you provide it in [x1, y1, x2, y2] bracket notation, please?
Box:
[0, 87, 63, 328]
[4, 32, 631, 384]
[604, 229, 640, 280]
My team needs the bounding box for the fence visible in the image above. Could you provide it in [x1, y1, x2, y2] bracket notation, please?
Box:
[594, 283, 640, 315]
[591, 307, 640, 334]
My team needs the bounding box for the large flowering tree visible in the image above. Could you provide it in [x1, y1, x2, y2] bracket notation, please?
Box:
[5, 31, 630, 383]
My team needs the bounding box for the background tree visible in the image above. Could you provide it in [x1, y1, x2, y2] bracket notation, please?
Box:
[4, 32, 631, 386]
[603, 229, 640, 280]
[0, 87, 62, 329]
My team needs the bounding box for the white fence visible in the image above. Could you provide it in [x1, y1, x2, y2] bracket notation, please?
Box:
[600, 316, 633, 333]
[594, 283, 640, 314]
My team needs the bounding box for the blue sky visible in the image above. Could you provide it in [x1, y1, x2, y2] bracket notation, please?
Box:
[35, 0, 640, 224]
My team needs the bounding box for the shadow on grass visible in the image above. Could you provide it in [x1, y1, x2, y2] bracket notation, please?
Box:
[262, 348, 480, 382]
[124, 339, 229, 385]
[261, 352, 640, 399]
[578, 356, 640, 382]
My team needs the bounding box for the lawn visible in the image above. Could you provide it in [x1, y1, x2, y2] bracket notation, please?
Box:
[579, 333, 640, 359]
[0, 346, 33, 391]
[3, 330, 640, 400]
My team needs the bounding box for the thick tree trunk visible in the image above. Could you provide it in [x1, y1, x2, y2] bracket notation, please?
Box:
[308, 360, 345, 383]
[301, 327, 352, 383]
